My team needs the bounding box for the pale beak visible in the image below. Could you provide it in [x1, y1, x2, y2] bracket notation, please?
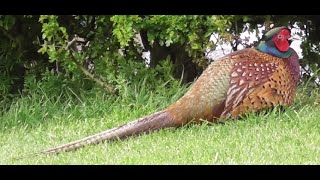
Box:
[289, 36, 302, 41]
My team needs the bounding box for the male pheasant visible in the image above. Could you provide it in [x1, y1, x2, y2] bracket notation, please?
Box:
[34, 26, 301, 156]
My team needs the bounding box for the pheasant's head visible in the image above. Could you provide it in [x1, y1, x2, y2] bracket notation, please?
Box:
[257, 26, 296, 58]
[257, 26, 300, 83]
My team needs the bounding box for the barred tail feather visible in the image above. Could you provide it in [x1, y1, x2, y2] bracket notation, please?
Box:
[41, 110, 177, 155]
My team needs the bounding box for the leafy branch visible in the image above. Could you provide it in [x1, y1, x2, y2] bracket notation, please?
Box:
[38, 15, 117, 95]
[66, 36, 117, 95]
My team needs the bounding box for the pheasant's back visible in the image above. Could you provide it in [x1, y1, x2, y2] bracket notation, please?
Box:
[166, 50, 236, 124]
[166, 48, 300, 124]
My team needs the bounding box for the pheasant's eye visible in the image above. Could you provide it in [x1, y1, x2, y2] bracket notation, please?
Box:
[277, 34, 283, 39]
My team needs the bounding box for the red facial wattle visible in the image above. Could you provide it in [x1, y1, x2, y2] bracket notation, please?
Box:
[272, 29, 291, 52]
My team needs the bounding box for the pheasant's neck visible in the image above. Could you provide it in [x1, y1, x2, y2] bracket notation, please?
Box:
[256, 41, 293, 58]
[257, 41, 300, 84]
[287, 50, 301, 84]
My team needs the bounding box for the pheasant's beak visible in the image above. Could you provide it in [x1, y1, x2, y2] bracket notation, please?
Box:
[288, 36, 301, 45]
[289, 36, 302, 41]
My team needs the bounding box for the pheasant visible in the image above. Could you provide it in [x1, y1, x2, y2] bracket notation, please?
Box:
[31, 26, 301, 156]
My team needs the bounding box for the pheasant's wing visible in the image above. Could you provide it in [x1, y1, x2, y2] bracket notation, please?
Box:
[220, 53, 281, 118]
[229, 60, 297, 118]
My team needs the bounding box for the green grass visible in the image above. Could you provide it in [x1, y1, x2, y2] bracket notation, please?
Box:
[1, 83, 320, 164]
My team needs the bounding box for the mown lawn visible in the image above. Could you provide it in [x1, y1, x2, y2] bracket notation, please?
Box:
[1, 85, 320, 165]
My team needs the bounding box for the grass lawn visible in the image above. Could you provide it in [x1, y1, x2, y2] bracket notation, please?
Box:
[1, 85, 320, 165]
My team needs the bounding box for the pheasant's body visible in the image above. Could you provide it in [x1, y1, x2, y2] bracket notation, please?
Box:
[25, 27, 300, 157]
[166, 48, 300, 122]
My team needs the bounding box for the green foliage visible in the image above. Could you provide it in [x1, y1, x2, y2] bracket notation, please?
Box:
[111, 15, 142, 48]
[0, 15, 42, 100]
[38, 15, 74, 70]
[1, 15, 320, 120]
[0, 15, 18, 95]
[0, 15, 15, 30]
[1, 60, 184, 127]
[109, 15, 236, 68]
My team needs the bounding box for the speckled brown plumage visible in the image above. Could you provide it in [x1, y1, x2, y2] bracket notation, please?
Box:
[221, 48, 299, 118]
[18, 26, 300, 158]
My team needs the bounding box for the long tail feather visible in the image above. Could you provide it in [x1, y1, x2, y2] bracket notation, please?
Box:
[22, 110, 177, 158]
